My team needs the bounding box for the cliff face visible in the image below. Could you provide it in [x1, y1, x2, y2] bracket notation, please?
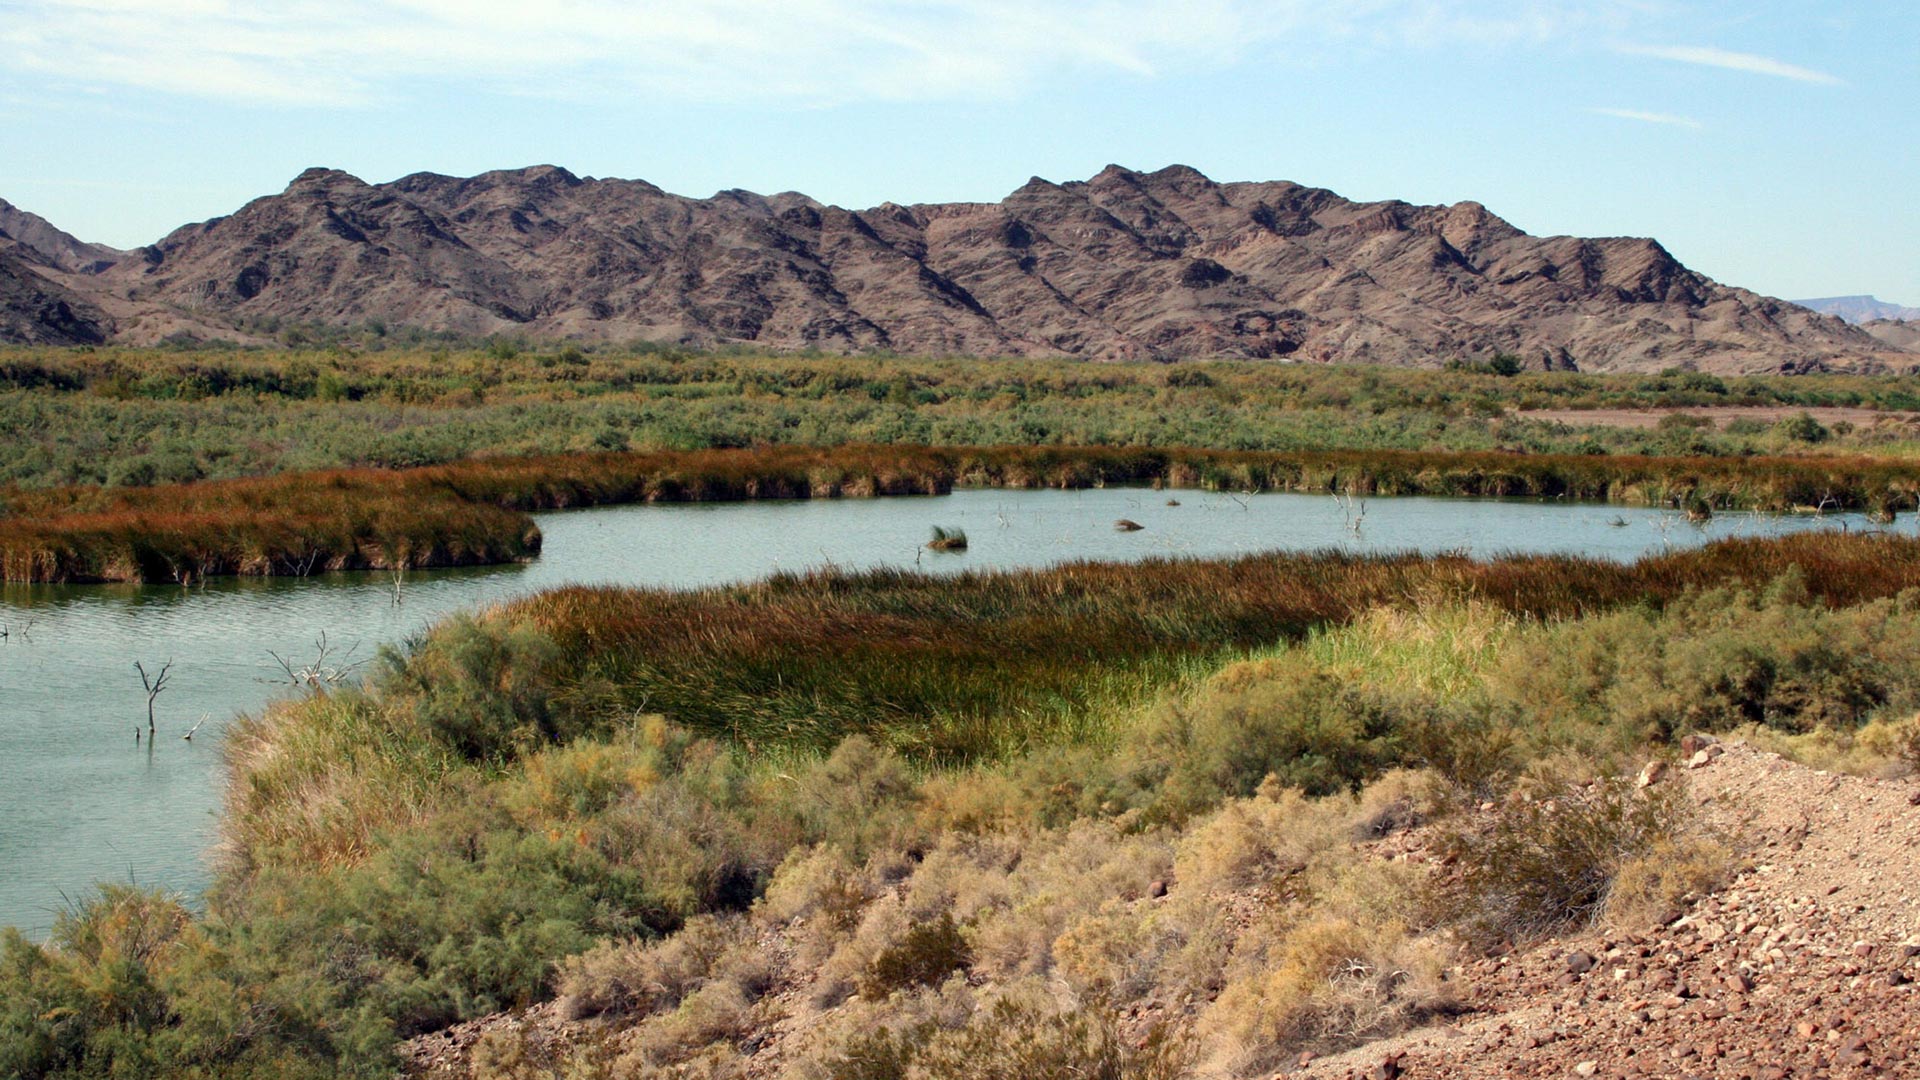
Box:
[3, 165, 1905, 371]
[0, 249, 110, 345]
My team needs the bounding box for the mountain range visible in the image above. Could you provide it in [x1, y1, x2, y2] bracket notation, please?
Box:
[0, 165, 1906, 373]
[1792, 295, 1920, 324]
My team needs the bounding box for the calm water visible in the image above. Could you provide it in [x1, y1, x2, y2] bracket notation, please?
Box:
[0, 488, 1887, 935]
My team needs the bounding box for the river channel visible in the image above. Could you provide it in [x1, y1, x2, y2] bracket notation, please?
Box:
[0, 487, 1885, 934]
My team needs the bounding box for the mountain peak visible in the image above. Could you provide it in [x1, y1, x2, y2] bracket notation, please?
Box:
[287, 167, 367, 192]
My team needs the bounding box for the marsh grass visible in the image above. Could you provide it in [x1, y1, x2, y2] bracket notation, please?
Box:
[925, 525, 968, 551]
[10, 440, 1920, 581]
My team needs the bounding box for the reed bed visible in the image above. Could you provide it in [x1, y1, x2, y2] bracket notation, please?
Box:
[365, 532, 1920, 766]
[8, 443, 1919, 583]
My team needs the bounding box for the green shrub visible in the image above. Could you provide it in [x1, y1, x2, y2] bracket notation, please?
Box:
[381, 615, 567, 761]
[1776, 410, 1830, 443]
[861, 913, 971, 1000]
[1128, 665, 1403, 816]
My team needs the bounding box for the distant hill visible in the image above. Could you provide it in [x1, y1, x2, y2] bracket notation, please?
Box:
[1863, 319, 1920, 350]
[0, 166, 1906, 371]
[1793, 295, 1920, 324]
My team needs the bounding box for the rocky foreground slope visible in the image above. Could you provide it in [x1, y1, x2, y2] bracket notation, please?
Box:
[401, 742, 1919, 1079]
[1289, 743, 1920, 1080]
[0, 166, 1906, 372]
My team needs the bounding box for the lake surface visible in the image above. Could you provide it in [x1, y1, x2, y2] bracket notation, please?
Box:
[0, 487, 1891, 935]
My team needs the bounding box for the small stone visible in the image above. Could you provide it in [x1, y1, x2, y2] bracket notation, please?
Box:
[1367, 1050, 1406, 1079]
[1573, 1062, 1600, 1078]
[1567, 951, 1597, 974]
[1688, 749, 1715, 769]
[1637, 760, 1668, 788]
[1887, 970, 1910, 987]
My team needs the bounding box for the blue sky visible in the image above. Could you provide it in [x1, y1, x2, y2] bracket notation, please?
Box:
[0, 1, 1913, 304]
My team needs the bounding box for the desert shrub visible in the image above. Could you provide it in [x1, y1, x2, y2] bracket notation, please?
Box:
[957, 822, 1173, 981]
[381, 615, 567, 761]
[556, 914, 760, 1020]
[1198, 852, 1450, 1075]
[911, 992, 1194, 1080]
[1726, 716, 1919, 778]
[1897, 715, 1920, 774]
[0, 886, 353, 1080]
[1129, 666, 1402, 817]
[1496, 580, 1920, 749]
[1435, 778, 1699, 946]
[1605, 835, 1738, 930]
[782, 974, 975, 1080]
[1202, 913, 1450, 1077]
[1052, 893, 1233, 1003]
[860, 912, 972, 1000]
[1776, 411, 1830, 443]
[828, 1024, 933, 1080]
[751, 736, 921, 857]
[754, 845, 875, 971]
[814, 897, 913, 1008]
[1347, 769, 1437, 840]
[1657, 412, 1714, 431]
[1171, 786, 1353, 895]
[619, 981, 757, 1068]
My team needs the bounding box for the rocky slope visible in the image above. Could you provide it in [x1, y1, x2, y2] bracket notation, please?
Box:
[0, 247, 111, 345]
[1293, 743, 1920, 1080]
[1, 166, 1907, 370]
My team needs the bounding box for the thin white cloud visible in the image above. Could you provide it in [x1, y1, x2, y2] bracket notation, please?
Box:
[1589, 107, 1702, 129]
[1620, 44, 1842, 85]
[0, 1, 1643, 108]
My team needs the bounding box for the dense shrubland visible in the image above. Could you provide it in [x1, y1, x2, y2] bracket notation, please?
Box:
[4, 346, 1920, 490]
[7, 533, 1920, 1078]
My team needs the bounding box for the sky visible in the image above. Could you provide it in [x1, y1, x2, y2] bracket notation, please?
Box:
[0, 1, 1913, 304]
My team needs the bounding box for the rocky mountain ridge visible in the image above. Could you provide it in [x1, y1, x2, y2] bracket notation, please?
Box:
[0, 165, 1907, 372]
